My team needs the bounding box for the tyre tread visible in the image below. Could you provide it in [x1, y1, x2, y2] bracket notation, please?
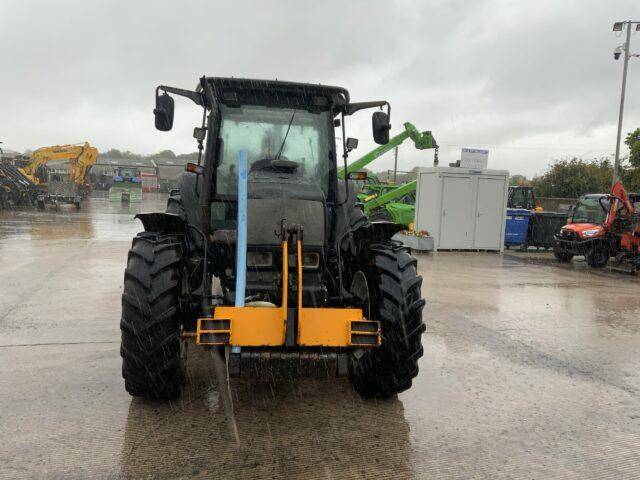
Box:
[120, 232, 186, 399]
[349, 240, 426, 397]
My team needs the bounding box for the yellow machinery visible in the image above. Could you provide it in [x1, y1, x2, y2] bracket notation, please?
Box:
[20, 142, 98, 186]
[196, 224, 380, 349]
[19, 142, 98, 208]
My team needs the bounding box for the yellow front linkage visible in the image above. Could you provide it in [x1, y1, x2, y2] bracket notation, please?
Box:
[196, 229, 380, 349]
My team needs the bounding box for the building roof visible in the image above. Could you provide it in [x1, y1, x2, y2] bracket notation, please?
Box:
[154, 157, 189, 166]
[95, 157, 156, 168]
[95, 157, 190, 167]
[0, 147, 24, 159]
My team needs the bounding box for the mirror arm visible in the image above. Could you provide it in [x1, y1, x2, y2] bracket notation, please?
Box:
[345, 101, 391, 121]
[157, 85, 205, 107]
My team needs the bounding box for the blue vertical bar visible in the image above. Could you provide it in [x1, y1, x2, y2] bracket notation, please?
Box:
[235, 149, 248, 307]
[232, 150, 248, 354]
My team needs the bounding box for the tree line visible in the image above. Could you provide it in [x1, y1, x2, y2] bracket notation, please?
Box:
[510, 128, 640, 198]
[100, 149, 199, 161]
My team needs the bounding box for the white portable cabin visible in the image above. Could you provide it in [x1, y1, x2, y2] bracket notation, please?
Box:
[414, 167, 509, 251]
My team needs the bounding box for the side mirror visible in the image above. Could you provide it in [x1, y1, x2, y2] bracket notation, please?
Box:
[154, 92, 174, 131]
[372, 111, 390, 145]
[346, 137, 358, 152]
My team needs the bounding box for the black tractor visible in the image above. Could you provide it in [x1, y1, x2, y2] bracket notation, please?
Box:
[120, 77, 426, 399]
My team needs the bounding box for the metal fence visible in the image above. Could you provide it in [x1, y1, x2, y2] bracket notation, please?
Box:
[537, 197, 576, 213]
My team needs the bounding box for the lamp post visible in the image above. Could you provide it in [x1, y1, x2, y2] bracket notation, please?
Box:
[612, 21, 640, 185]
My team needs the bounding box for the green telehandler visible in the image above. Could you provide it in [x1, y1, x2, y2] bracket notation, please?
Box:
[338, 122, 437, 226]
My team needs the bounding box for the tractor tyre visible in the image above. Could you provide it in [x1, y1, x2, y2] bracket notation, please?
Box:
[585, 244, 609, 268]
[120, 232, 187, 399]
[348, 240, 426, 397]
[553, 246, 573, 262]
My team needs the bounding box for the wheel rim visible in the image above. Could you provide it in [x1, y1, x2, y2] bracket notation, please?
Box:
[350, 271, 371, 319]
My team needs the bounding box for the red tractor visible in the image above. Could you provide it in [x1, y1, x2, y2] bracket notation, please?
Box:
[554, 181, 640, 269]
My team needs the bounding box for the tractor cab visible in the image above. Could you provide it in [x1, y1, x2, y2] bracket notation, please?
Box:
[158, 78, 393, 305]
[211, 100, 337, 305]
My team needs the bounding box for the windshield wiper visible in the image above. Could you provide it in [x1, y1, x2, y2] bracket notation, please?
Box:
[275, 109, 296, 160]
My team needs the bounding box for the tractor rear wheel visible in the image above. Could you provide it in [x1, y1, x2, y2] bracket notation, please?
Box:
[348, 240, 426, 397]
[120, 232, 187, 399]
[585, 243, 609, 268]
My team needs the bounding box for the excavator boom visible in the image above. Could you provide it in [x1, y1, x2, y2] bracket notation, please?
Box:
[20, 142, 98, 186]
[605, 181, 638, 229]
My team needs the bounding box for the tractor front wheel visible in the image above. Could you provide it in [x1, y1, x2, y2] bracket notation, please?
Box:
[348, 240, 426, 397]
[553, 246, 573, 262]
[120, 232, 187, 399]
[585, 244, 609, 268]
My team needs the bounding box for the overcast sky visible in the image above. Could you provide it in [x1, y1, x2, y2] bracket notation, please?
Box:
[1, 0, 638, 177]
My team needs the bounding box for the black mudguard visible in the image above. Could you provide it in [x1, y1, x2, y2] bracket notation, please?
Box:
[365, 220, 404, 240]
[135, 212, 188, 234]
[349, 214, 404, 242]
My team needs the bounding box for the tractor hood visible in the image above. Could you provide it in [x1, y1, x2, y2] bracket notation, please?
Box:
[246, 179, 326, 247]
[560, 223, 605, 239]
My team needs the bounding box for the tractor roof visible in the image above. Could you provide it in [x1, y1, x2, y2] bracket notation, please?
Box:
[202, 77, 350, 112]
[581, 192, 640, 200]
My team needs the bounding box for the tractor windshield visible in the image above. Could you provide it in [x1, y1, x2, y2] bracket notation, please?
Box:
[216, 105, 330, 196]
[572, 196, 609, 224]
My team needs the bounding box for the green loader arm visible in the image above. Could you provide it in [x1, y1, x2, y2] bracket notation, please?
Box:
[363, 180, 417, 214]
[338, 122, 437, 179]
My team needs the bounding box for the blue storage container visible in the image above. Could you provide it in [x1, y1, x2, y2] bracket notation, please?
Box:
[504, 208, 531, 246]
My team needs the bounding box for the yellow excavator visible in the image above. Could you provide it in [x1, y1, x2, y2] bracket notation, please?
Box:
[20, 142, 98, 185]
[19, 142, 99, 208]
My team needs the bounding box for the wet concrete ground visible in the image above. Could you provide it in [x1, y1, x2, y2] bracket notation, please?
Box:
[1, 193, 640, 479]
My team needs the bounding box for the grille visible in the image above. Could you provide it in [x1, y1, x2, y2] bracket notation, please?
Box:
[560, 230, 579, 241]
